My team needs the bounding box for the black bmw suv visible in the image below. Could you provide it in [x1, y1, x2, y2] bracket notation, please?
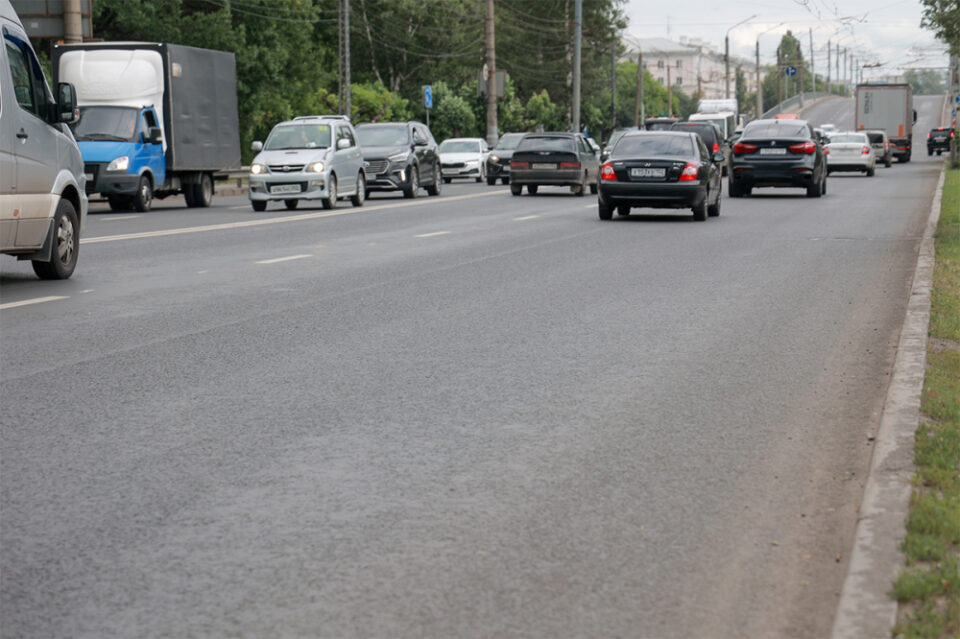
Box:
[355, 121, 442, 198]
[927, 127, 955, 156]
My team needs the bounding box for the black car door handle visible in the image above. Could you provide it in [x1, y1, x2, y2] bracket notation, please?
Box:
[16, 129, 28, 139]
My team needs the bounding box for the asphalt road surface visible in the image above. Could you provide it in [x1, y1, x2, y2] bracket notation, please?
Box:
[0, 94, 948, 638]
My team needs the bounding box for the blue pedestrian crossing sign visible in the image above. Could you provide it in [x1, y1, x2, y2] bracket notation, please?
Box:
[785, 66, 797, 77]
[423, 85, 433, 109]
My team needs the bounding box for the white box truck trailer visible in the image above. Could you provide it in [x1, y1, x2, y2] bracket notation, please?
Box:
[855, 83, 916, 163]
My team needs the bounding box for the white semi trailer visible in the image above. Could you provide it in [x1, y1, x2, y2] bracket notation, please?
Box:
[855, 83, 917, 163]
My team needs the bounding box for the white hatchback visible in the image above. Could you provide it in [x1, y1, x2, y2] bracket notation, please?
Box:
[824, 131, 876, 177]
[439, 137, 489, 183]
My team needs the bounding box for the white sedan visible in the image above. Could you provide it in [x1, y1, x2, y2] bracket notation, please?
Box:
[439, 138, 489, 183]
[825, 132, 876, 177]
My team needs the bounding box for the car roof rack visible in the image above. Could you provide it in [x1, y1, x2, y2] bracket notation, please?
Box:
[293, 115, 351, 122]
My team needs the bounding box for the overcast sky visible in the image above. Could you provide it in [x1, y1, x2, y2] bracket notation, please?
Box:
[624, 0, 949, 80]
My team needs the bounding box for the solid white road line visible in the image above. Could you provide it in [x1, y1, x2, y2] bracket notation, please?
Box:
[99, 215, 142, 221]
[513, 215, 541, 221]
[415, 231, 451, 238]
[256, 254, 313, 265]
[0, 296, 69, 310]
[83, 190, 505, 245]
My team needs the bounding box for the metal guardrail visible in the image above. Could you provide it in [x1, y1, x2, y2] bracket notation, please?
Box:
[217, 167, 250, 187]
[760, 92, 834, 119]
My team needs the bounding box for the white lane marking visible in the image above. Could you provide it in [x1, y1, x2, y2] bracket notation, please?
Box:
[415, 231, 451, 238]
[82, 191, 504, 245]
[99, 215, 142, 221]
[81, 289, 94, 294]
[0, 296, 69, 310]
[196, 270, 209, 274]
[256, 254, 312, 265]
[584, 204, 596, 209]
[514, 215, 541, 221]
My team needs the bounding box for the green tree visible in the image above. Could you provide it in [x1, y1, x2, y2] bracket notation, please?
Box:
[905, 69, 946, 95]
[921, 0, 960, 55]
[524, 90, 564, 131]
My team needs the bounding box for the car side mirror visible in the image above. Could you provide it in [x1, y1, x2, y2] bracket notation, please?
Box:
[913, 109, 918, 123]
[251, 141, 263, 152]
[54, 83, 78, 124]
[713, 153, 725, 163]
[414, 139, 428, 147]
[146, 127, 163, 144]
[337, 138, 351, 150]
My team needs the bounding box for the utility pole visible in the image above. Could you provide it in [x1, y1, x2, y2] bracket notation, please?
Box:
[842, 48, 847, 88]
[485, 0, 497, 147]
[64, 0, 82, 43]
[667, 61, 672, 117]
[755, 41, 761, 117]
[634, 50, 644, 126]
[611, 43, 616, 130]
[827, 40, 831, 92]
[836, 42, 840, 90]
[809, 29, 815, 93]
[572, 0, 582, 133]
[777, 46, 782, 107]
[338, 0, 351, 116]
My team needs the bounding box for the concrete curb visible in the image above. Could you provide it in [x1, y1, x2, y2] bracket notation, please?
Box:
[830, 165, 946, 638]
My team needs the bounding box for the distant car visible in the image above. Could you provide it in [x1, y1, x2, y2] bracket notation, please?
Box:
[485, 132, 524, 185]
[865, 130, 892, 167]
[927, 127, 954, 155]
[774, 113, 800, 120]
[249, 115, 366, 211]
[601, 128, 634, 162]
[355, 121, 442, 198]
[439, 137, 489, 183]
[670, 121, 727, 175]
[824, 131, 876, 176]
[728, 118, 826, 198]
[820, 123, 837, 134]
[597, 130, 723, 222]
[643, 116, 681, 131]
[509, 132, 600, 196]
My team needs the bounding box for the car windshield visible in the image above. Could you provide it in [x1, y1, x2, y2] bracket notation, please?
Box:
[264, 124, 331, 150]
[645, 121, 676, 131]
[439, 140, 481, 153]
[866, 133, 884, 144]
[614, 134, 694, 157]
[71, 106, 139, 142]
[516, 136, 574, 152]
[495, 134, 524, 150]
[356, 126, 410, 146]
[828, 134, 866, 144]
[743, 121, 809, 138]
[671, 124, 716, 144]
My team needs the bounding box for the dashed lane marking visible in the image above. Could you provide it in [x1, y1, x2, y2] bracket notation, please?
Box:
[415, 231, 452, 238]
[0, 296, 69, 310]
[256, 254, 313, 265]
[513, 215, 541, 221]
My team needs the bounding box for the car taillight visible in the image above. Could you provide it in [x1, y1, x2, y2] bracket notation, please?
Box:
[862, 146, 871, 155]
[733, 142, 757, 154]
[677, 163, 698, 181]
[788, 141, 817, 154]
[824, 146, 830, 155]
[927, 132, 932, 139]
[712, 143, 720, 153]
[560, 162, 581, 170]
[510, 161, 529, 170]
[952, 131, 956, 138]
[600, 162, 617, 181]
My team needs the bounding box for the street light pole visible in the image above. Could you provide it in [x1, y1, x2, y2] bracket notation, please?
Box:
[725, 15, 757, 99]
[755, 23, 784, 118]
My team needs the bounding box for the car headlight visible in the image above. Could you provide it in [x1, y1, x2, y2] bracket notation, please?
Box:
[250, 163, 267, 175]
[304, 161, 325, 173]
[388, 152, 410, 163]
[465, 160, 479, 166]
[106, 156, 129, 172]
[489, 154, 500, 163]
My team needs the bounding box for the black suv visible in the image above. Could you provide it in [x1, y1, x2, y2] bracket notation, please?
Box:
[927, 127, 954, 156]
[355, 121, 442, 198]
[670, 121, 727, 175]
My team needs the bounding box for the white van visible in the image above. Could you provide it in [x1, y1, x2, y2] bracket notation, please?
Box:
[1, 0, 86, 279]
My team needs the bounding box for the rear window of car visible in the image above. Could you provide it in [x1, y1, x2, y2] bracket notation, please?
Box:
[614, 134, 694, 157]
[828, 134, 867, 144]
[866, 132, 884, 144]
[743, 121, 809, 139]
[516, 136, 575, 152]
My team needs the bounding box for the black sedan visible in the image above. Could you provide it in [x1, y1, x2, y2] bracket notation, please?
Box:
[509, 132, 599, 196]
[485, 132, 525, 184]
[728, 119, 826, 198]
[597, 131, 723, 221]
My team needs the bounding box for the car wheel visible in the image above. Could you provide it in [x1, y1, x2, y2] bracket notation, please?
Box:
[937, 150, 942, 156]
[322, 174, 338, 209]
[927, 149, 933, 156]
[692, 193, 708, 221]
[476, 165, 484, 183]
[572, 174, 586, 196]
[501, 177, 509, 185]
[403, 167, 419, 199]
[32, 198, 79, 280]
[426, 165, 441, 196]
[708, 190, 721, 217]
[511, 184, 522, 196]
[729, 179, 742, 198]
[251, 200, 267, 212]
[617, 205, 630, 217]
[133, 175, 153, 212]
[486, 175, 496, 186]
[351, 173, 366, 207]
[885, 158, 892, 168]
[284, 199, 298, 210]
[598, 200, 613, 220]
[822, 176, 827, 195]
[807, 177, 823, 198]
[187, 173, 213, 208]
[866, 166, 875, 177]
[107, 196, 129, 212]
[528, 185, 539, 195]
[443, 177, 452, 184]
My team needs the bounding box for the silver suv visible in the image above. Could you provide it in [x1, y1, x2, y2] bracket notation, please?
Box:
[1, 0, 87, 279]
[248, 115, 365, 211]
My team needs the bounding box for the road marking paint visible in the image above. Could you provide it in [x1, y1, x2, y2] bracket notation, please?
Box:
[514, 215, 541, 221]
[256, 254, 312, 265]
[415, 231, 451, 238]
[196, 270, 209, 274]
[99, 215, 142, 221]
[0, 296, 69, 310]
[584, 204, 597, 209]
[82, 191, 503, 245]
[81, 289, 94, 294]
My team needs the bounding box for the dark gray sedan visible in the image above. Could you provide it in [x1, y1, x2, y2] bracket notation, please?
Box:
[509, 132, 599, 196]
[597, 131, 723, 222]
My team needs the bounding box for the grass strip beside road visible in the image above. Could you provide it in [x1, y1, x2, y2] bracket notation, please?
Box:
[892, 167, 960, 638]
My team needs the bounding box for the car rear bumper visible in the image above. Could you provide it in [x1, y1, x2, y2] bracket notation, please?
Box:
[511, 168, 582, 186]
[599, 181, 705, 208]
[730, 162, 818, 188]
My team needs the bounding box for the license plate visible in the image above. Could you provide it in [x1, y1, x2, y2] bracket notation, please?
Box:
[270, 184, 301, 194]
[532, 163, 556, 170]
[935, 137, 946, 141]
[630, 168, 665, 178]
[760, 148, 786, 155]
